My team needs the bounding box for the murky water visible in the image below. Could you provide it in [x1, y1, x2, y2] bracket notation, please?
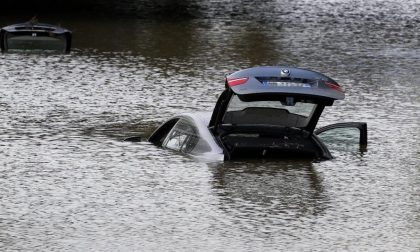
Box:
[1, 0, 419, 251]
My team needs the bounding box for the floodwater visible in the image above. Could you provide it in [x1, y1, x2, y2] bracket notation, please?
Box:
[0, 0, 419, 251]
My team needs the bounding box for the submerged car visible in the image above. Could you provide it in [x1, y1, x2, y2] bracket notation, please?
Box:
[0, 20, 71, 53]
[148, 66, 367, 161]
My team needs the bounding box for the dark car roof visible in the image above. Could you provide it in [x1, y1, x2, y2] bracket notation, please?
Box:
[1, 22, 71, 34]
[226, 66, 345, 101]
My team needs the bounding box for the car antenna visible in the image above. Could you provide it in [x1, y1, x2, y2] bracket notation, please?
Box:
[28, 15, 38, 25]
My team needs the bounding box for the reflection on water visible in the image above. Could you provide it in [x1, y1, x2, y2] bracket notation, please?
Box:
[0, 0, 419, 251]
[210, 160, 328, 218]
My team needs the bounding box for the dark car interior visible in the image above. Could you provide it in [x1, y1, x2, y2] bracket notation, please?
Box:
[222, 107, 311, 128]
[216, 123, 328, 160]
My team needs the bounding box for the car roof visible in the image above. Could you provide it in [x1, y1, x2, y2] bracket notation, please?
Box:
[225, 66, 345, 101]
[1, 23, 71, 34]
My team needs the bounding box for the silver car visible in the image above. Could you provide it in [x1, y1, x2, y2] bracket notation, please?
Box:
[148, 66, 367, 161]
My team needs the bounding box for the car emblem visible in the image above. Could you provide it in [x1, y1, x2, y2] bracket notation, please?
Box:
[280, 69, 290, 77]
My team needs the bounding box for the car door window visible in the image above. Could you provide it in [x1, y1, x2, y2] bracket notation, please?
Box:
[163, 119, 211, 154]
[165, 132, 188, 151]
[315, 122, 367, 151]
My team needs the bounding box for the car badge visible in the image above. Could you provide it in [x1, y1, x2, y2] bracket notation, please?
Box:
[280, 69, 290, 77]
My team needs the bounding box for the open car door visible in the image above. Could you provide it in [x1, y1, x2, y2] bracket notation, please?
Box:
[314, 122, 368, 151]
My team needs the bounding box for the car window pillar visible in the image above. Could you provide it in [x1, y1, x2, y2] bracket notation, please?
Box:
[304, 104, 325, 133]
[209, 87, 233, 129]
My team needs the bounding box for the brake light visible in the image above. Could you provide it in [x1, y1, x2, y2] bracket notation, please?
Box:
[326, 82, 344, 92]
[227, 77, 249, 87]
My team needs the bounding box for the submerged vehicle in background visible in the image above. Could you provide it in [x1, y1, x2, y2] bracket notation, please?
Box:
[148, 66, 367, 161]
[0, 18, 71, 53]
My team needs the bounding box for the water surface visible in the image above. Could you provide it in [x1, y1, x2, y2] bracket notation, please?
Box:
[0, 0, 419, 251]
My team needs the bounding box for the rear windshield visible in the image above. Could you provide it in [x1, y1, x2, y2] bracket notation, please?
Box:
[5, 33, 67, 52]
[223, 95, 316, 128]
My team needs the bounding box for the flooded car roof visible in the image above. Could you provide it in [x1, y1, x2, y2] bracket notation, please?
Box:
[1, 22, 72, 53]
[1, 23, 71, 34]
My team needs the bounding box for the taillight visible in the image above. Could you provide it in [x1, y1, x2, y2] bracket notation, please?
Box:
[227, 77, 249, 87]
[325, 82, 344, 92]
